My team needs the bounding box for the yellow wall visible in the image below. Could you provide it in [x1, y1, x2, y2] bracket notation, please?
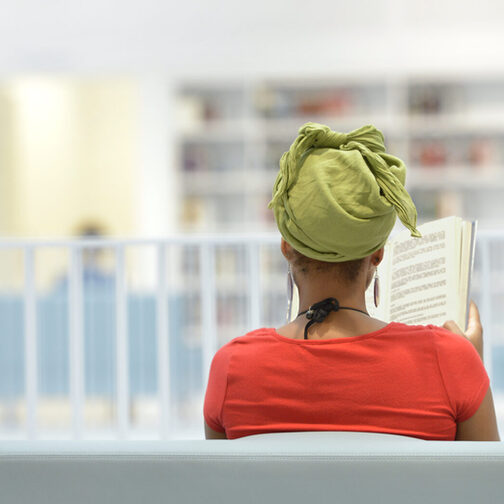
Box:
[0, 88, 16, 235]
[3, 77, 137, 238]
[0, 77, 139, 289]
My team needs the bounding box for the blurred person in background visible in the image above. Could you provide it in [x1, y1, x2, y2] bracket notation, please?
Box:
[53, 221, 114, 291]
[77, 222, 114, 287]
[204, 123, 499, 441]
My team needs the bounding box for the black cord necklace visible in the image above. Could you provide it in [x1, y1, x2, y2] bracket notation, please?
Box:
[297, 297, 369, 340]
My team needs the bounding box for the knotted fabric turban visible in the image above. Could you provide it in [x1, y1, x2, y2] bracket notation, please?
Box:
[268, 122, 421, 262]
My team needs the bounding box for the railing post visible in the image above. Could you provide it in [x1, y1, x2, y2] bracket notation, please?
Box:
[200, 243, 217, 389]
[69, 246, 85, 439]
[157, 244, 171, 439]
[23, 246, 37, 439]
[115, 245, 129, 439]
[247, 243, 262, 328]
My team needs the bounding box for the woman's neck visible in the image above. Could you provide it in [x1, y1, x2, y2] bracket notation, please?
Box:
[296, 277, 368, 314]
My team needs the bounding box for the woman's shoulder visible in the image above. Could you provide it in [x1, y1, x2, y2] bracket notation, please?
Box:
[225, 327, 278, 346]
[214, 328, 278, 354]
[388, 321, 476, 351]
[377, 321, 451, 343]
[386, 321, 444, 334]
[392, 321, 462, 339]
[218, 323, 468, 349]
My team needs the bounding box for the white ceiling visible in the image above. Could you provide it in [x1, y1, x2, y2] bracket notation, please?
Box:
[1, 0, 504, 76]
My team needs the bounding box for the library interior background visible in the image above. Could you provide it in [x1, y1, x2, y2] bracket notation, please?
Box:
[2, 0, 504, 439]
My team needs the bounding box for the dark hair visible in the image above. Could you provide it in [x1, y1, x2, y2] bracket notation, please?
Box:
[290, 248, 364, 284]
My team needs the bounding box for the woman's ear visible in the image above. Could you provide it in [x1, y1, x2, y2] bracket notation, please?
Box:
[280, 238, 293, 260]
[371, 247, 384, 267]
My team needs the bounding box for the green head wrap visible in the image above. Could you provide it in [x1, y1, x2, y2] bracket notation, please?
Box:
[268, 122, 421, 262]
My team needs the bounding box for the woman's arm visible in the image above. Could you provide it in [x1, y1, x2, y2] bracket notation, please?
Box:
[444, 301, 500, 441]
[455, 388, 500, 441]
[443, 301, 484, 361]
[205, 421, 227, 439]
[204, 343, 233, 439]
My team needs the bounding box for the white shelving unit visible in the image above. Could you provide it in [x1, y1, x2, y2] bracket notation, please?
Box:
[175, 76, 504, 234]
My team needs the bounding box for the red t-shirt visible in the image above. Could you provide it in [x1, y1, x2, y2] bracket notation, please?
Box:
[204, 322, 489, 440]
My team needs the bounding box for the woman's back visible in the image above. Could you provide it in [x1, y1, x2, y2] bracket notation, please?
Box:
[204, 323, 488, 440]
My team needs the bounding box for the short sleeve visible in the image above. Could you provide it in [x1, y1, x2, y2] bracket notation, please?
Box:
[203, 343, 233, 433]
[434, 327, 490, 423]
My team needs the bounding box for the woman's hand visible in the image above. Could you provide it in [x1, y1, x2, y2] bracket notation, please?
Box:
[443, 301, 483, 362]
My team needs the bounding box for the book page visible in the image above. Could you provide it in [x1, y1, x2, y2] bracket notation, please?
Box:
[386, 217, 460, 327]
[288, 217, 472, 328]
[459, 221, 477, 330]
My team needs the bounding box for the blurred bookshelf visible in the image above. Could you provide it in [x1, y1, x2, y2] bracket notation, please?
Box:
[172, 75, 504, 363]
[175, 76, 504, 231]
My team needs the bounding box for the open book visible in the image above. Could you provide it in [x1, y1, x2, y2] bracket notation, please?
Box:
[288, 216, 477, 330]
[365, 216, 477, 330]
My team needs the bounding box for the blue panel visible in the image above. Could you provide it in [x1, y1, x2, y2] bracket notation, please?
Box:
[0, 289, 205, 402]
[0, 296, 24, 397]
[37, 292, 69, 395]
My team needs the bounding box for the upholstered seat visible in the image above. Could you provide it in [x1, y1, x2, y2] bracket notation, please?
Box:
[1, 432, 503, 504]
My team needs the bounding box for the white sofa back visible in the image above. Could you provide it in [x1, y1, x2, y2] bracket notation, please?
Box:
[1, 432, 503, 504]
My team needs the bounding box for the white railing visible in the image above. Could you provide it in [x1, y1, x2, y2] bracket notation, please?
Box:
[0, 231, 503, 439]
[0, 234, 280, 440]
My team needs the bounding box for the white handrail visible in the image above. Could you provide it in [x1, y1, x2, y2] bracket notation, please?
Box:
[0, 233, 281, 249]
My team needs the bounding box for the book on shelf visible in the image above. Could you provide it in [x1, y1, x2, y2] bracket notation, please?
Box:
[288, 216, 477, 331]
